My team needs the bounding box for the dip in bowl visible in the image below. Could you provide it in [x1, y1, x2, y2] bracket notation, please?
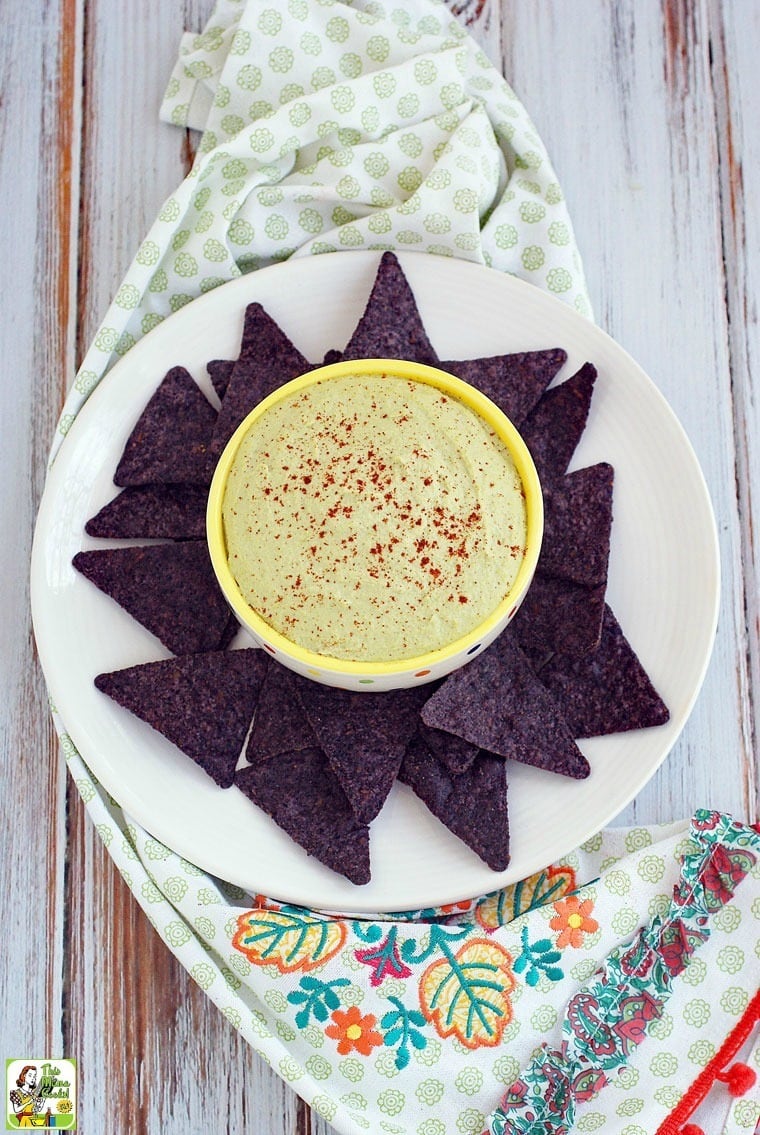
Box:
[207, 359, 543, 691]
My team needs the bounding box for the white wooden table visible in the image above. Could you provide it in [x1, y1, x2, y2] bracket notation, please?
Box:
[2, 1, 758, 1131]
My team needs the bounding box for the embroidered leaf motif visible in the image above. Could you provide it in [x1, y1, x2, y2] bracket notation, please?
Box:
[380, 996, 428, 1068]
[287, 975, 351, 1027]
[514, 926, 564, 986]
[476, 865, 577, 931]
[232, 909, 346, 972]
[419, 937, 515, 1048]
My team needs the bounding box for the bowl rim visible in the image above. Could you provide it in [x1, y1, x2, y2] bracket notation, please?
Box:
[206, 357, 543, 676]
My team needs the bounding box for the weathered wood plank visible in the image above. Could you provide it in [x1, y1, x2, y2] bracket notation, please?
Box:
[499, 0, 753, 826]
[709, 0, 760, 817]
[0, 0, 82, 1067]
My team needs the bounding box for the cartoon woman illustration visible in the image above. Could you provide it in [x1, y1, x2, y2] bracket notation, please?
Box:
[9, 1065, 49, 1127]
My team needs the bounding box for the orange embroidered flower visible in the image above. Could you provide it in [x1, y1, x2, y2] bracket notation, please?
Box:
[325, 1005, 384, 1056]
[550, 895, 599, 948]
[439, 900, 474, 915]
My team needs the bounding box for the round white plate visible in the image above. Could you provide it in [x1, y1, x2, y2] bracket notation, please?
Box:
[31, 251, 719, 913]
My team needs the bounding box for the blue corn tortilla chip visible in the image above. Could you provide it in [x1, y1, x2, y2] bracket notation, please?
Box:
[538, 605, 670, 737]
[95, 649, 269, 788]
[322, 348, 343, 365]
[85, 484, 208, 540]
[421, 633, 590, 779]
[511, 574, 606, 666]
[540, 463, 614, 587]
[207, 358, 235, 400]
[246, 664, 317, 760]
[416, 719, 480, 775]
[399, 734, 510, 870]
[209, 303, 311, 458]
[293, 678, 430, 823]
[73, 541, 237, 655]
[235, 749, 371, 884]
[341, 252, 439, 365]
[440, 349, 567, 427]
[114, 366, 217, 487]
[520, 363, 597, 483]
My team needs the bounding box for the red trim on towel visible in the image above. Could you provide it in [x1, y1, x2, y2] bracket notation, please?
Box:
[655, 988, 760, 1134]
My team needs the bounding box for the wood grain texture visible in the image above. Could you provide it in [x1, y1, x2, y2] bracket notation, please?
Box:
[2, 1, 757, 1133]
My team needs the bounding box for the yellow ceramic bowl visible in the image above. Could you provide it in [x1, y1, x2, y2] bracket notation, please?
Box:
[207, 359, 543, 691]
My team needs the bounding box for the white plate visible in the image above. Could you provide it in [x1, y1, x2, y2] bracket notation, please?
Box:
[31, 251, 719, 913]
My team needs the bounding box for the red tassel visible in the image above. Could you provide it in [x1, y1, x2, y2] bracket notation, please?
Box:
[681, 1125, 704, 1135]
[717, 1061, 757, 1097]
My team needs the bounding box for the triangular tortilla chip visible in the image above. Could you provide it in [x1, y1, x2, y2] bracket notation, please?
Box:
[235, 749, 371, 884]
[209, 303, 310, 457]
[538, 606, 670, 737]
[520, 362, 597, 483]
[341, 252, 439, 365]
[540, 463, 614, 587]
[207, 358, 235, 400]
[114, 366, 217, 487]
[293, 679, 429, 823]
[512, 574, 606, 666]
[73, 541, 237, 655]
[440, 349, 567, 427]
[95, 649, 268, 788]
[246, 664, 317, 760]
[421, 634, 590, 778]
[85, 484, 208, 541]
[415, 720, 480, 775]
[399, 735, 510, 870]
